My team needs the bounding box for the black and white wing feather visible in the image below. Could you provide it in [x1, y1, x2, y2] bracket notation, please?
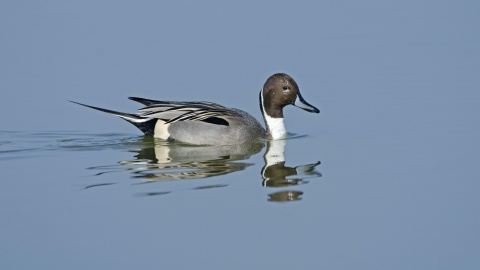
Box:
[130, 97, 240, 125]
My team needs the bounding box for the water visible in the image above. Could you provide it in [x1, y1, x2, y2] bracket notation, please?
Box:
[0, 131, 321, 199]
[1, 117, 478, 268]
[0, 131, 327, 269]
[1, 1, 480, 269]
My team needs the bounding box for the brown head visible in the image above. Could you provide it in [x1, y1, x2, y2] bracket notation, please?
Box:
[261, 73, 319, 119]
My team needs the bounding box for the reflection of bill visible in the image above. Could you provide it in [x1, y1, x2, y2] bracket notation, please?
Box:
[261, 139, 321, 202]
[261, 140, 321, 187]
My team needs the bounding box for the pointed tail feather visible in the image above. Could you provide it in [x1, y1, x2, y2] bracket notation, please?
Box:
[69, 100, 157, 136]
[69, 100, 150, 123]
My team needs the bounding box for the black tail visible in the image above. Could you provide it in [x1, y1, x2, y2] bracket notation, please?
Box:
[69, 101, 157, 137]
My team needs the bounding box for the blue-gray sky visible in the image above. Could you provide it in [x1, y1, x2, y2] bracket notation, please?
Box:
[1, 1, 478, 133]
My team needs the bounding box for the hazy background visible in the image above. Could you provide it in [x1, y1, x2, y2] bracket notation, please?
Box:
[1, 1, 479, 269]
[2, 1, 478, 134]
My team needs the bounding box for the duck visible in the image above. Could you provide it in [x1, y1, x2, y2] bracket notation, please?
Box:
[71, 73, 319, 145]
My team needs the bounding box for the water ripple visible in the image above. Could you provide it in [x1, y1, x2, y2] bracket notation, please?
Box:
[1, 131, 322, 202]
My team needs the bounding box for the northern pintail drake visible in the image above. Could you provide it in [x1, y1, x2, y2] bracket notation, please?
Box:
[71, 73, 319, 145]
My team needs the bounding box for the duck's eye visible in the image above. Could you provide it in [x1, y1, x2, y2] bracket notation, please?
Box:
[283, 86, 288, 90]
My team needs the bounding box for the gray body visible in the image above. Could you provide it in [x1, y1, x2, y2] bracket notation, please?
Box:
[167, 108, 265, 145]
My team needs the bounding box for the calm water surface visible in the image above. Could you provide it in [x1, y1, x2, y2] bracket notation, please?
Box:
[1, 115, 479, 269]
[0, 131, 322, 201]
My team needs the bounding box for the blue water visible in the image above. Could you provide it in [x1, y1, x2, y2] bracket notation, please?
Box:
[1, 1, 480, 269]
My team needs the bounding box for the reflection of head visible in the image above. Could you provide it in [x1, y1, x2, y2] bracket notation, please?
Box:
[261, 140, 321, 188]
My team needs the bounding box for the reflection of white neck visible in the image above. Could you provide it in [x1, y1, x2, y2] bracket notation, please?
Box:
[264, 139, 286, 167]
[261, 91, 286, 140]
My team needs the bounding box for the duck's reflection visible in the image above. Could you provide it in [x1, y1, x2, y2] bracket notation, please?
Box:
[261, 139, 321, 202]
[88, 136, 321, 202]
[262, 140, 321, 187]
[118, 137, 264, 181]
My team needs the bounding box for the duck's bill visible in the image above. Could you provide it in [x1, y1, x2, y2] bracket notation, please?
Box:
[294, 93, 320, 113]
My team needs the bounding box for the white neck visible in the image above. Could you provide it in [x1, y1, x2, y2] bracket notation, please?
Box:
[261, 91, 287, 140]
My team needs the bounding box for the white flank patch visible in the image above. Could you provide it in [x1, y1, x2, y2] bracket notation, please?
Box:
[261, 91, 286, 139]
[154, 119, 171, 140]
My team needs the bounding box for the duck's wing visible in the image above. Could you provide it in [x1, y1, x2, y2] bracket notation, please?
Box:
[130, 97, 240, 125]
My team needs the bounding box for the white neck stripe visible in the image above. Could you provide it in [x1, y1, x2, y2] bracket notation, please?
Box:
[261, 90, 286, 140]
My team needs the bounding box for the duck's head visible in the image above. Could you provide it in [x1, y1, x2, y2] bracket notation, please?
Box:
[261, 73, 319, 118]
